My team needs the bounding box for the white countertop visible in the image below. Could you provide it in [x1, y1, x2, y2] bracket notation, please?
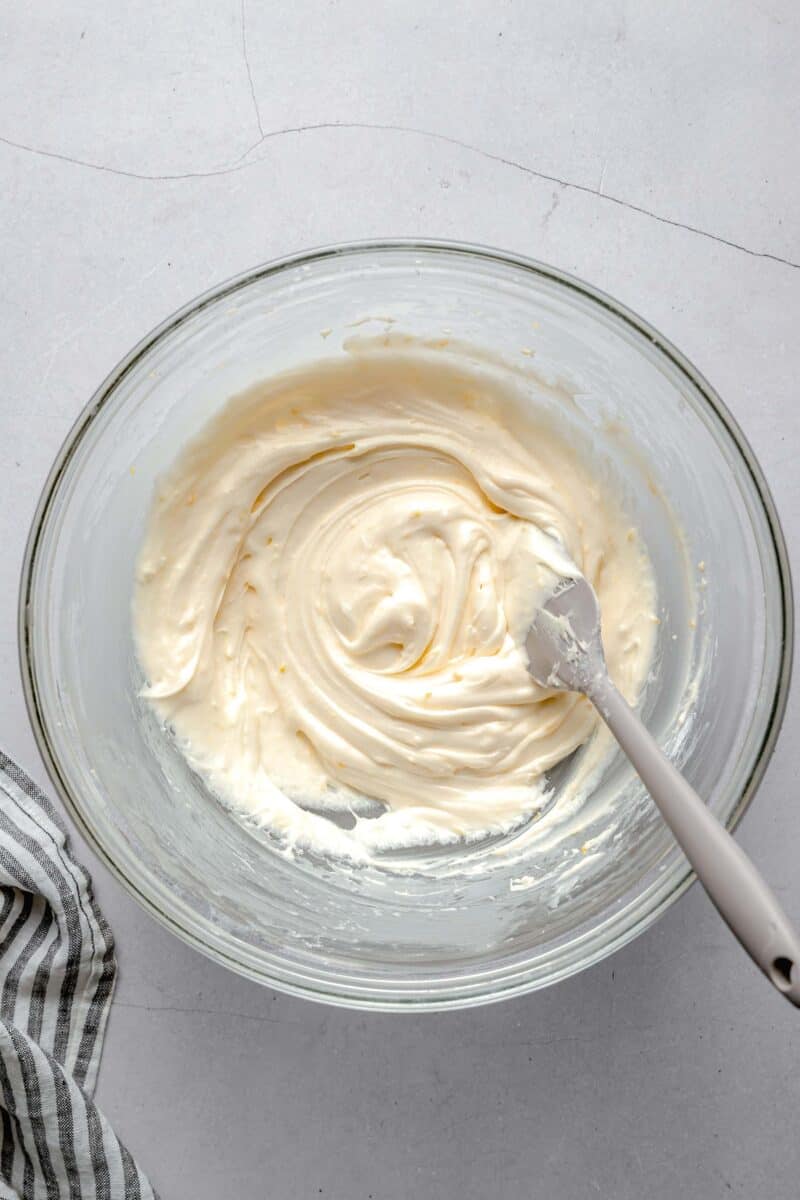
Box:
[2, 3, 799, 1195]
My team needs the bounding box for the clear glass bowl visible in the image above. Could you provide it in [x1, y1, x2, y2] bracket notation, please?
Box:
[20, 241, 792, 1010]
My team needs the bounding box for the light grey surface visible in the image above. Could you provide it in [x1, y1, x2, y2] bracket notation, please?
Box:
[1, 2, 799, 1196]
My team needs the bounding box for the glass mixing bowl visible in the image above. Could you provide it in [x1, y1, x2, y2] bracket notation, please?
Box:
[20, 241, 792, 1010]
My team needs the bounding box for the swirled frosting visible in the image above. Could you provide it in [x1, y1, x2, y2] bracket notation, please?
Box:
[134, 349, 656, 856]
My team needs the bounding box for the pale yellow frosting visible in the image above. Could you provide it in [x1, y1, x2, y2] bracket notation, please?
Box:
[134, 349, 656, 857]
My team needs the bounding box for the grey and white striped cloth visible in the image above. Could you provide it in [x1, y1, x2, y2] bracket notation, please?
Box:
[0, 750, 155, 1199]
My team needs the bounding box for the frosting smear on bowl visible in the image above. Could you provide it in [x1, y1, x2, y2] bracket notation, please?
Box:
[134, 349, 656, 857]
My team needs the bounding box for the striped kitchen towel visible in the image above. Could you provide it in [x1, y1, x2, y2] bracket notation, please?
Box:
[0, 750, 155, 1199]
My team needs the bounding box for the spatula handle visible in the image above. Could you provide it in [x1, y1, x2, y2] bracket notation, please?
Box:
[590, 676, 800, 1008]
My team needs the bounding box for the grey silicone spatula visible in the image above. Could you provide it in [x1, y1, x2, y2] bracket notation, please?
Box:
[525, 573, 800, 1007]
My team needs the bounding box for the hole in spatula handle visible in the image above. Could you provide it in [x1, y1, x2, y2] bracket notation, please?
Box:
[770, 956, 795, 991]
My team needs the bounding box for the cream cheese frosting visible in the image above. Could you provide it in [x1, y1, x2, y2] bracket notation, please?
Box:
[134, 348, 657, 857]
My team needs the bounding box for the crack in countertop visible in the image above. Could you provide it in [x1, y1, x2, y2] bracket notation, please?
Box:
[1, 120, 797, 271]
[114, 999, 306, 1027]
[240, 0, 263, 139]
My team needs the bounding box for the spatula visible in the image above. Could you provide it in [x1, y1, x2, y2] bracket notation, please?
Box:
[525, 573, 800, 1007]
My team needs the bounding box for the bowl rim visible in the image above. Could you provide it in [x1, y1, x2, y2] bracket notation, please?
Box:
[18, 238, 795, 1010]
